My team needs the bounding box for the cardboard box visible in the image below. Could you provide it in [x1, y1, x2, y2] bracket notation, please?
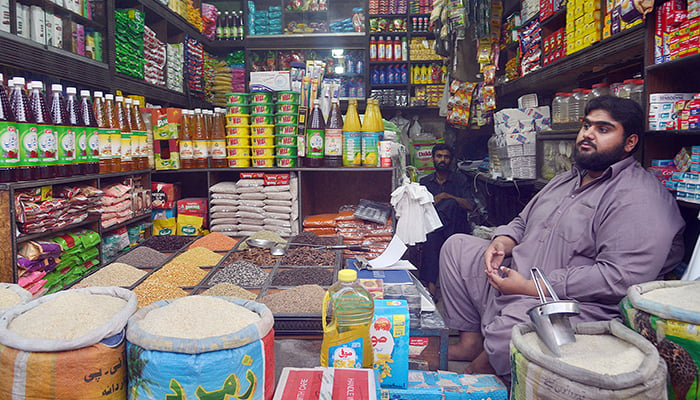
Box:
[249, 71, 292, 92]
[380, 371, 507, 400]
[371, 299, 409, 389]
[154, 139, 180, 170]
[273, 368, 380, 400]
[151, 108, 182, 140]
[151, 182, 180, 209]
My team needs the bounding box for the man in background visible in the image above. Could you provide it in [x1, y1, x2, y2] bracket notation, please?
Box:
[419, 143, 474, 296]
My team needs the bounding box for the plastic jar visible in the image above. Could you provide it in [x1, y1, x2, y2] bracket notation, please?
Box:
[630, 79, 644, 106]
[552, 93, 568, 124]
[618, 79, 636, 99]
[560, 93, 571, 123]
[582, 89, 593, 113]
[590, 83, 611, 98]
[569, 89, 586, 123]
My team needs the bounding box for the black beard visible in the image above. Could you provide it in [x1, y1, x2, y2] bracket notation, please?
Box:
[573, 140, 626, 172]
[435, 162, 450, 172]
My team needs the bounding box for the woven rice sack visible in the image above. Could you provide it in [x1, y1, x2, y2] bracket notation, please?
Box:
[621, 280, 700, 400]
[510, 320, 667, 400]
[0, 283, 32, 315]
[126, 296, 275, 400]
[0, 286, 137, 399]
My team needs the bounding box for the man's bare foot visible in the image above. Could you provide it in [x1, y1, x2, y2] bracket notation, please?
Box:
[464, 350, 495, 375]
[448, 331, 484, 361]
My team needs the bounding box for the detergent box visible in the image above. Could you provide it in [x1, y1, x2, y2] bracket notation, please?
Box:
[273, 367, 380, 400]
[370, 299, 409, 388]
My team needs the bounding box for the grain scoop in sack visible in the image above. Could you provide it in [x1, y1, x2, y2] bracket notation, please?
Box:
[527, 267, 580, 357]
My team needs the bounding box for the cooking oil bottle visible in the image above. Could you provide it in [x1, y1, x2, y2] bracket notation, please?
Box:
[321, 269, 374, 369]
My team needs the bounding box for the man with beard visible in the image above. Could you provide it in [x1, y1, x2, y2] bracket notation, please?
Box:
[418, 143, 474, 296]
[439, 96, 685, 383]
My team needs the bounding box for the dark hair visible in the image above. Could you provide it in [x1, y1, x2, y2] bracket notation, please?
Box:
[432, 143, 454, 158]
[584, 95, 643, 153]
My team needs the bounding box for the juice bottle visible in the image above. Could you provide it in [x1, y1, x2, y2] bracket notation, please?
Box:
[29, 81, 57, 179]
[342, 98, 362, 167]
[10, 77, 38, 181]
[306, 99, 325, 168]
[66, 87, 87, 175]
[204, 109, 214, 167]
[49, 84, 74, 177]
[179, 109, 194, 169]
[104, 94, 121, 172]
[0, 73, 18, 182]
[324, 98, 343, 168]
[192, 108, 208, 168]
[80, 90, 100, 174]
[320, 269, 374, 369]
[93, 91, 111, 173]
[130, 99, 148, 170]
[115, 96, 133, 171]
[361, 99, 383, 166]
[210, 108, 227, 168]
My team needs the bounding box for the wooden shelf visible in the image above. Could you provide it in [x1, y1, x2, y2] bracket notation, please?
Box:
[245, 33, 366, 49]
[16, 217, 100, 244]
[646, 53, 700, 72]
[645, 130, 700, 136]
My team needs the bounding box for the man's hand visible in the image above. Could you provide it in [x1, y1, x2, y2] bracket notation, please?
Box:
[484, 236, 516, 274]
[486, 266, 537, 296]
[433, 192, 450, 204]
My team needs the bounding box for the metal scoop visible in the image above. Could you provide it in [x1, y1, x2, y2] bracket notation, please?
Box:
[246, 238, 283, 249]
[527, 267, 580, 357]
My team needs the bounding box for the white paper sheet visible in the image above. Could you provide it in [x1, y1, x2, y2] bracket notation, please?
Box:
[367, 236, 416, 270]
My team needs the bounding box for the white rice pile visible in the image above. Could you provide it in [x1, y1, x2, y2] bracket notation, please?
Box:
[72, 262, 147, 288]
[138, 296, 261, 339]
[640, 283, 700, 313]
[0, 288, 21, 309]
[9, 292, 127, 339]
[523, 332, 645, 375]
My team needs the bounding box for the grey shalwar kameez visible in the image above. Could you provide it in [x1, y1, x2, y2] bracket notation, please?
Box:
[439, 156, 686, 380]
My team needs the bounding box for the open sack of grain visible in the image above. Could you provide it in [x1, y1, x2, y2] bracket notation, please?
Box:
[621, 280, 700, 400]
[126, 295, 275, 400]
[510, 320, 667, 400]
[0, 283, 32, 315]
[0, 287, 137, 399]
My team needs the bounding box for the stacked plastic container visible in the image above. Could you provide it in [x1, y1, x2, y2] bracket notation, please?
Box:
[274, 91, 300, 167]
[250, 93, 275, 167]
[225, 93, 251, 167]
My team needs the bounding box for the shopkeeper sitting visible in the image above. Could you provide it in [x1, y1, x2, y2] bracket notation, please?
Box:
[418, 143, 475, 297]
[439, 96, 685, 383]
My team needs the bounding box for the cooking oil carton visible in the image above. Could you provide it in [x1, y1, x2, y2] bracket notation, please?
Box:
[370, 299, 409, 388]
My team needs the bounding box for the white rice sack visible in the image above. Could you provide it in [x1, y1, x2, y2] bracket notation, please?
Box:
[263, 225, 292, 236]
[265, 212, 292, 220]
[240, 192, 267, 200]
[263, 218, 291, 227]
[235, 186, 262, 194]
[0, 287, 137, 352]
[239, 200, 265, 208]
[136, 296, 261, 340]
[264, 205, 292, 214]
[240, 218, 264, 226]
[211, 211, 238, 219]
[238, 211, 265, 219]
[264, 199, 293, 207]
[239, 224, 265, 232]
[291, 199, 299, 220]
[290, 174, 298, 198]
[237, 230, 259, 237]
[266, 192, 292, 201]
[262, 185, 290, 192]
[210, 181, 238, 194]
[238, 206, 263, 213]
[211, 205, 237, 213]
[291, 221, 300, 235]
[237, 179, 264, 187]
[639, 282, 700, 314]
[210, 199, 239, 206]
[211, 193, 239, 200]
[211, 224, 238, 233]
[0, 284, 31, 312]
[210, 218, 239, 226]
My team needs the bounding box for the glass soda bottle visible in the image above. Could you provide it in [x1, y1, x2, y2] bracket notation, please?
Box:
[210, 108, 227, 168]
[324, 98, 343, 168]
[192, 108, 208, 168]
[179, 109, 194, 169]
[320, 269, 375, 369]
[29, 81, 57, 179]
[104, 94, 121, 172]
[342, 98, 362, 167]
[93, 91, 111, 173]
[66, 87, 87, 175]
[11, 78, 38, 181]
[306, 99, 325, 168]
[80, 90, 100, 174]
[49, 84, 74, 177]
[361, 99, 383, 167]
[0, 73, 18, 182]
[130, 99, 148, 170]
[115, 96, 133, 171]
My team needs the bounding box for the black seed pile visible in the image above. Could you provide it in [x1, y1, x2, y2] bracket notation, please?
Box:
[209, 261, 270, 287]
[116, 246, 170, 269]
[141, 235, 196, 252]
[289, 232, 337, 246]
[271, 267, 333, 286]
[280, 247, 336, 266]
[224, 248, 279, 266]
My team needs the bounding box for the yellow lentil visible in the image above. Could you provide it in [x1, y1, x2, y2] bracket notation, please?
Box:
[133, 278, 188, 307]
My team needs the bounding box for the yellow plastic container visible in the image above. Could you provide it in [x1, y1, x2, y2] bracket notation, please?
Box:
[251, 156, 274, 168]
[251, 124, 275, 136]
[251, 135, 274, 147]
[226, 135, 251, 147]
[225, 125, 250, 136]
[226, 114, 250, 126]
[227, 156, 251, 168]
[251, 146, 275, 157]
[226, 146, 251, 157]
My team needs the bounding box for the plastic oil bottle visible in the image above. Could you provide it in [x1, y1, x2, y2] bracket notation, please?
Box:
[192, 108, 208, 168]
[210, 108, 227, 168]
[130, 99, 148, 170]
[29, 81, 57, 179]
[80, 90, 100, 174]
[342, 98, 362, 167]
[66, 87, 87, 175]
[93, 91, 111, 173]
[0, 74, 18, 182]
[179, 109, 194, 169]
[320, 269, 375, 369]
[49, 84, 74, 177]
[104, 94, 121, 172]
[361, 98, 383, 167]
[305, 99, 325, 168]
[11, 77, 38, 181]
[324, 98, 343, 168]
[115, 95, 133, 171]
